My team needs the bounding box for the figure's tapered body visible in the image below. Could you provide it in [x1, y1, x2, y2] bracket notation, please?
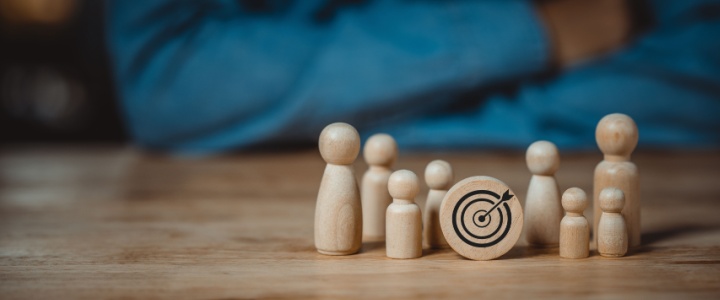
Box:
[386, 200, 422, 258]
[361, 168, 392, 241]
[423, 189, 447, 248]
[598, 212, 628, 257]
[525, 175, 562, 246]
[315, 164, 362, 255]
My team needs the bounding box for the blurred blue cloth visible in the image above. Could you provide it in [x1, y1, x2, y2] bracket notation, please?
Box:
[106, 0, 720, 153]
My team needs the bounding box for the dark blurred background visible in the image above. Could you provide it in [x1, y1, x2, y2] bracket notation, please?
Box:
[2, 0, 718, 152]
[0, 0, 125, 144]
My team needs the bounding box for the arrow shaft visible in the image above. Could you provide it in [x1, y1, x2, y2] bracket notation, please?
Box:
[482, 201, 506, 218]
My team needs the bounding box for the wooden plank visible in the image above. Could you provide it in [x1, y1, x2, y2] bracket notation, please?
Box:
[1, 146, 719, 299]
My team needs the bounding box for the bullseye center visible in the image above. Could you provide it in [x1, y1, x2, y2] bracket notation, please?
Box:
[472, 210, 491, 228]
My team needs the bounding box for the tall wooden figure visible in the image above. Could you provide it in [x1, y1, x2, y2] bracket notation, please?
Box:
[361, 133, 397, 242]
[315, 123, 363, 255]
[386, 170, 422, 259]
[598, 187, 628, 257]
[524, 140, 563, 247]
[593, 113, 640, 248]
[560, 187, 589, 259]
[423, 160, 453, 249]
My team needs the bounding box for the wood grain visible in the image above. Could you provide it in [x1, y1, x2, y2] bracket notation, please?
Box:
[1, 146, 720, 299]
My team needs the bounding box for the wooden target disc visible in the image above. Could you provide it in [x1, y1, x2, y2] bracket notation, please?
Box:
[440, 176, 523, 260]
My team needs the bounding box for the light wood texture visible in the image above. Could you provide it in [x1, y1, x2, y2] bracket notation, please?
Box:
[598, 188, 629, 257]
[423, 160, 453, 249]
[361, 133, 397, 241]
[594, 113, 640, 248]
[560, 187, 590, 259]
[386, 170, 422, 259]
[524, 140, 563, 247]
[315, 123, 362, 255]
[440, 176, 524, 261]
[1, 146, 720, 299]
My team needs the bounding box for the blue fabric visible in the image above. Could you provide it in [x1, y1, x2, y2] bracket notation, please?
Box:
[106, 0, 720, 153]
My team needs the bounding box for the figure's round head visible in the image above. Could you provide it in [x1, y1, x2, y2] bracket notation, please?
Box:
[561, 187, 588, 213]
[599, 187, 625, 213]
[526, 140, 560, 175]
[363, 133, 397, 167]
[596, 113, 638, 158]
[318, 122, 360, 165]
[425, 160, 453, 190]
[388, 169, 419, 200]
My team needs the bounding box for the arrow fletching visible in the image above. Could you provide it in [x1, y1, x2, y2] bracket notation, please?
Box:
[501, 190, 513, 202]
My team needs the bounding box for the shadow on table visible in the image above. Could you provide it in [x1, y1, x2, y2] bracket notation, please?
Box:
[642, 224, 719, 245]
[361, 241, 385, 253]
[632, 224, 720, 255]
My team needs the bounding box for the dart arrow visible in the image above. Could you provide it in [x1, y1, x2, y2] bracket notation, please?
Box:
[480, 190, 513, 219]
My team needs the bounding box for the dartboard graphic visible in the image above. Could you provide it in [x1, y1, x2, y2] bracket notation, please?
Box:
[440, 176, 523, 260]
[452, 189, 513, 248]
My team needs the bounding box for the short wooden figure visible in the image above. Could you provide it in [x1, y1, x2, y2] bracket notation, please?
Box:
[559, 187, 589, 259]
[524, 140, 563, 247]
[593, 113, 640, 248]
[386, 170, 423, 259]
[440, 176, 524, 261]
[423, 160, 453, 249]
[597, 187, 628, 257]
[315, 122, 363, 255]
[361, 133, 397, 242]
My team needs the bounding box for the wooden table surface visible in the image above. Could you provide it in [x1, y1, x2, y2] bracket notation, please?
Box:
[1, 146, 719, 299]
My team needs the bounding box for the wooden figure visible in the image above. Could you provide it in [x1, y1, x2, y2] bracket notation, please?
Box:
[559, 187, 589, 259]
[423, 160, 453, 249]
[440, 176, 524, 261]
[361, 133, 397, 242]
[315, 122, 362, 255]
[386, 169, 423, 259]
[593, 113, 640, 248]
[598, 187, 628, 257]
[524, 140, 563, 247]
